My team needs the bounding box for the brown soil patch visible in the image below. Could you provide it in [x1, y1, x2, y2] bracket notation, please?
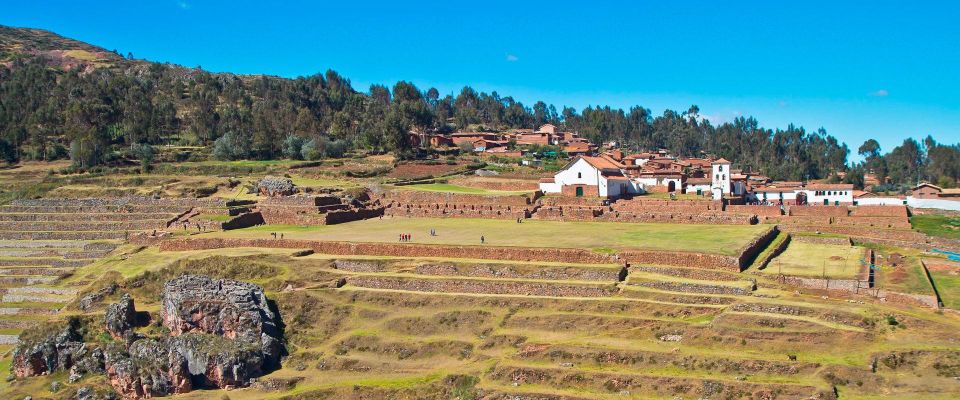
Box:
[887, 266, 907, 284]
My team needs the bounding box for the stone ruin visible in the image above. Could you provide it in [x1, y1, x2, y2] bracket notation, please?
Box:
[11, 275, 283, 399]
[258, 176, 296, 197]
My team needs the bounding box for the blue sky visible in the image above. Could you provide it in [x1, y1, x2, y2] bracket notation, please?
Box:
[4, 1, 959, 161]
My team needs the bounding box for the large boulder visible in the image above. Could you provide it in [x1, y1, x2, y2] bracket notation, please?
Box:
[104, 294, 137, 340]
[161, 275, 282, 366]
[12, 320, 85, 377]
[258, 176, 295, 197]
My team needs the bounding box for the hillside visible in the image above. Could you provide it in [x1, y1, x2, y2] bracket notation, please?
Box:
[0, 25, 127, 71]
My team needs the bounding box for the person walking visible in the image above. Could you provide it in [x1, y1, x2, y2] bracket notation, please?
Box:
[481, 235, 485, 244]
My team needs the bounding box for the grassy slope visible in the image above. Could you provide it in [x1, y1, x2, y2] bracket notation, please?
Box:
[210, 218, 767, 256]
[911, 214, 960, 240]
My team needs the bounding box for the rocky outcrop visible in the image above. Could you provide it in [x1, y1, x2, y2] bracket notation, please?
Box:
[11, 275, 284, 399]
[161, 275, 282, 367]
[105, 294, 137, 340]
[12, 320, 84, 377]
[258, 176, 295, 197]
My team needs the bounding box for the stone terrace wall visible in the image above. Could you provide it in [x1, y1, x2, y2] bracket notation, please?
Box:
[611, 199, 721, 212]
[735, 226, 779, 270]
[763, 215, 833, 225]
[258, 195, 342, 207]
[599, 211, 754, 225]
[619, 249, 740, 271]
[159, 238, 616, 264]
[788, 206, 850, 217]
[382, 191, 533, 206]
[347, 276, 618, 297]
[791, 236, 851, 245]
[529, 207, 601, 221]
[850, 205, 908, 218]
[832, 217, 911, 229]
[725, 205, 783, 217]
[10, 197, 229, 208]
[448, 177, 540, 191]
[385, 203, 529, 220]
[538, 196, 606, 207]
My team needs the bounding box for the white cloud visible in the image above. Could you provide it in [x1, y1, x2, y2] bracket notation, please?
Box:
[505, 54, 519, 62]
[869, 89, 889, 97]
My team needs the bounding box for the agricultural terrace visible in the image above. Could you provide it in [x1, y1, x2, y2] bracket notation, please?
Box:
[763, 241, 864, 279]
[926, 258, 960, 309]
[209, 217, 767, 256]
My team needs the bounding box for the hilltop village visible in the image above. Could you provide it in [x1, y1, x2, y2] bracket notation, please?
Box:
[1, 27, 960, 400]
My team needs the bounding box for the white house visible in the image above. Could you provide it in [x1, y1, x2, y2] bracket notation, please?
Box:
[539, 156, 641, 198]
[747, 183, 854, 205]
[711, 158, 732, 200]
[634, 171, 683, 193]
[685, 177, 712, 195]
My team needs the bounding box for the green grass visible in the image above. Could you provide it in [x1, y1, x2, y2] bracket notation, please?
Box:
[928, 269, 960, 309]
[391, 183, 532, 196]
[210, 217, 767, 256]
[763, 241, 864, 279]
[911, 214, 960, 239]
[290, 175, 358, 188]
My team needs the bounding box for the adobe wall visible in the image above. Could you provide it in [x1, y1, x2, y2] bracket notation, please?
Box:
[725, 205, 783, 217]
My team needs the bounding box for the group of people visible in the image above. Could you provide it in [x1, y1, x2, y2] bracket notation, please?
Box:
[399, 233, 413, 242]
[270, 232, 284, 239]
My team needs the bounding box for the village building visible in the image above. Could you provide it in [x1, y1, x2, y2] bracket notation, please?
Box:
[746, 182, 854, 205]
[685, 177, 712, 196]
[912, 183, 960, 201]
[538, 156, 640, 198]
[710, 158, 732, 200]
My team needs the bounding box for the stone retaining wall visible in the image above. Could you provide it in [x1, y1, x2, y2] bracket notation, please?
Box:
[0, 231, 127, 241]
[159, 238, 617, 264]
[631, 266, 744, 281]
[382, 191, 533, 206]
[735, 226, 779, 270]
[0, 213, 174, 222]
[851, 205, 908, 217]
[725, 205, 783, 217]
[221, 212, 266, 230]
[619, 249, 739, 271]
[791, 236, 851, 245]
[631, 279, 749, 295]
[600, 211, 754, 225]
[0, 220, 164, 232]
[537, 196, 606, 207]
[788, 206, 850, 217]
[411, 263, 623, 282]
[346, 276, 617, 297]
[832, 217, 911, 229]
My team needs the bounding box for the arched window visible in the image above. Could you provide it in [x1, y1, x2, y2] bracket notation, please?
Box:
[577, 172, 582, 178]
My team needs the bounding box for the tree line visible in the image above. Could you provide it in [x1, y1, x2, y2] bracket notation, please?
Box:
[0, 54, 957, 187]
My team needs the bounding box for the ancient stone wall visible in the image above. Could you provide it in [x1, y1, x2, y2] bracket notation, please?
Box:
[599, 211, 754, 225]
[619, 249, 740, 271]
[160, 238, 617, 264]
[538, 196, 606, 207]
[791, 236, 851, 245]
[788, 206, 850, 217]
[382, 191, 533, 206]
[832, 217, 911, 229]
[347, 276, 618, 297]
[725, 205, 783, 217]
[448, 177, 540, 191]
[221, 212, 266, 230]
[850, 205, 908, 217]
[735, 226, 779, 270]
[611, 199, 720, 212]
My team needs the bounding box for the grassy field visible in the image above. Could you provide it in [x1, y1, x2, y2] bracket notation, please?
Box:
[911, 214, 960, 239]
[210, 217, 767, 256]
[763, 241, 864, 279]
[929, 269, 960, 309]
[391, 183, 533, 196]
